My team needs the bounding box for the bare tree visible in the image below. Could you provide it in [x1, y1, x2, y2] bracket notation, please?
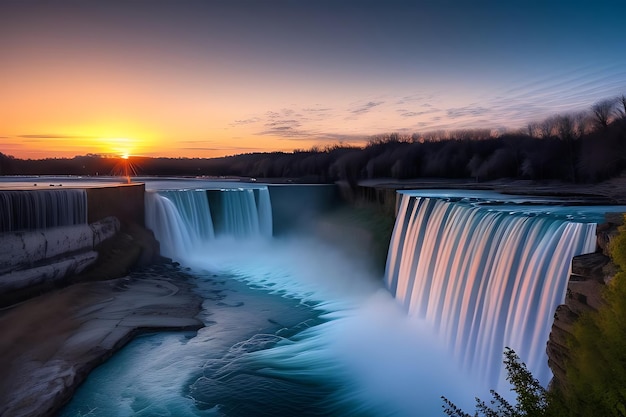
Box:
[618, 95, 626, 119]
[526, 122, 540, 138]
[572, 111, 592, 138]
[555, 114, 574, 140]
[591, 98, 616, 128]
[539, 116, 558, 138]
[553, 114, 579, 182]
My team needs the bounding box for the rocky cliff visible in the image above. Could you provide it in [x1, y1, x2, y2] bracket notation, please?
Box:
[547, 212, 624, 388]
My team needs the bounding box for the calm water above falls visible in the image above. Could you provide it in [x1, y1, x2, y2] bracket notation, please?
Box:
[60, 185, 624, 416]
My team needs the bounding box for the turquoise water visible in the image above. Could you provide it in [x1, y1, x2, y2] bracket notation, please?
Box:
[58, 185, 625, 416]
[60, 235, 473, 416]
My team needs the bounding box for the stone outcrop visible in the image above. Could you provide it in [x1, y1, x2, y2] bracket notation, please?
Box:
[0, 251, 99, 293]
[0, 217, 120, 295]
[547, 213, 624, 388]
[0, 265, 203, 417]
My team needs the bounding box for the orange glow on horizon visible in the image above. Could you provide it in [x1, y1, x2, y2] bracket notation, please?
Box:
[1, 127, 360, 160]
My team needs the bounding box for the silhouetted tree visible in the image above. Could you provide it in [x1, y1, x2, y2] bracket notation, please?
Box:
[618, 95, 626, 119]
[591, 98, 616, 128]
[571, 111, 592, 138]
[527, 122, 541, 138]
[539, 116, 559, 139]
[553, 114, 579, 182]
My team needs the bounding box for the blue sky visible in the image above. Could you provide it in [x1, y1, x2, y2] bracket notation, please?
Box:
[1, 0, 625, 158]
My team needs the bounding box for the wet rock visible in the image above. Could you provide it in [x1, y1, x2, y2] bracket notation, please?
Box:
[0, 251, 98, 293]
[570, 252, 609, 283]
[0, 265, 202, 417]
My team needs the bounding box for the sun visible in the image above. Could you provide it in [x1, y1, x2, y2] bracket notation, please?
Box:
[103, 137, 136, 158]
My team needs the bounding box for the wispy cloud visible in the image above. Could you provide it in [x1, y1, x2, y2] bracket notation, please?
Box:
[257, 127, 311, 137]
[257, 109, 307, 136]
[446, 105, 489, 119]
[349, 100, 384, 116]
[265, 119, 301, 128]
[230, 117, 261, 126]
[302, 107, 332, 113]
[228, 84, 610, 146]
[395, 93, 434, 105]
[397, 109, 439, 118]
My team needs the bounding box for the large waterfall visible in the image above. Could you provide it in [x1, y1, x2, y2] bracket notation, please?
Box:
[0, 189, 87, 232]
[145, 187, 273, 260]
[62, 183, 621, 417]
[385, 193, 598, 386]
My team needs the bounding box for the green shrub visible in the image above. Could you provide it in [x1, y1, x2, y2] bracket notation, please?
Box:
[442, 348, 549, 417]
[557, 214, 626, 417]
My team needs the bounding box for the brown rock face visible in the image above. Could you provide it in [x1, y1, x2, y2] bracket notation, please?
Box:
[546, 215, 622, 389]
[0, 265, 203, 417]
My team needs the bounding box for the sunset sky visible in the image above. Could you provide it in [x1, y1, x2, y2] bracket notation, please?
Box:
[2, 0, 625, 159]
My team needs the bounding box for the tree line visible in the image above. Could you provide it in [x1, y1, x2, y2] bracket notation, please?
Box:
[2, 94, 625, 185]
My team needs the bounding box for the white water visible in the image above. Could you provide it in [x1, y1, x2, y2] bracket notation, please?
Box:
[145, 187, 272, 260]
[216, 188, 273, 238]
[0, 189, 87, 232]
[62, 236, 475, 417]
[385, 194, 597, 387]
[61, 185, 620, 416]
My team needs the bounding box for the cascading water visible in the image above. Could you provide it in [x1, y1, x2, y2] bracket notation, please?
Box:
[160, 189, 215, 241]
[216, 188, 273, 238]
[0, 189, 87, 232]
[145, 187, 273, 260]
[144, 190, 199, 260]
[385, 193, 598, 387]
[61, 184, 623, 417]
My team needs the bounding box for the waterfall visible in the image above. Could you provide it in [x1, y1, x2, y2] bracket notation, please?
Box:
[145, 191, 197, 260]
[215, 188, 273, 238]
[145, 187, 273, 260]
[0, 189, 87, 232]
[159, 190, 215, 241]
[385, 194, 597, 387]
[256, 188, 273, 238]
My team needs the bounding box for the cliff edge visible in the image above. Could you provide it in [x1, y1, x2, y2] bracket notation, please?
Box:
[547, 212, 624, 388]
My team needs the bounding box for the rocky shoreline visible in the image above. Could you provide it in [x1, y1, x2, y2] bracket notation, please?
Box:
[0, 263, 203, 417]
[2, 178, 625, 416]
[0, 218, 204, 417]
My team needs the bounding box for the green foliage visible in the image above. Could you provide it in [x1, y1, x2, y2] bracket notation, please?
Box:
[442, 348, 548, 417]
[556, 215, 626, 417]
[610, 215, 626, 270]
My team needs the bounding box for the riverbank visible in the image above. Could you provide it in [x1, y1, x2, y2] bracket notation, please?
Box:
[0, 263, 203, 417]
[2, 177, 625, 416]
[0, 216, 203, 416]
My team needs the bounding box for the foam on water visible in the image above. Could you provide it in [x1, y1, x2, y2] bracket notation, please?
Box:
[61, 185, 624, 416]
[385, 194, 598, 388]
[62, 235, 477, 417]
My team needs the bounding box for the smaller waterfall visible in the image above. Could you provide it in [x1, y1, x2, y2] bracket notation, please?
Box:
[145, 191, 197, 260]
[145, 187, 273, 260]
[256, 188, 273, 238]
[0, 189, 87, 232]
[213, 188, 273, 238]
[159, 190, 214, 241]
[219, 189, 262, 237]
[385, 194, 598, 387]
